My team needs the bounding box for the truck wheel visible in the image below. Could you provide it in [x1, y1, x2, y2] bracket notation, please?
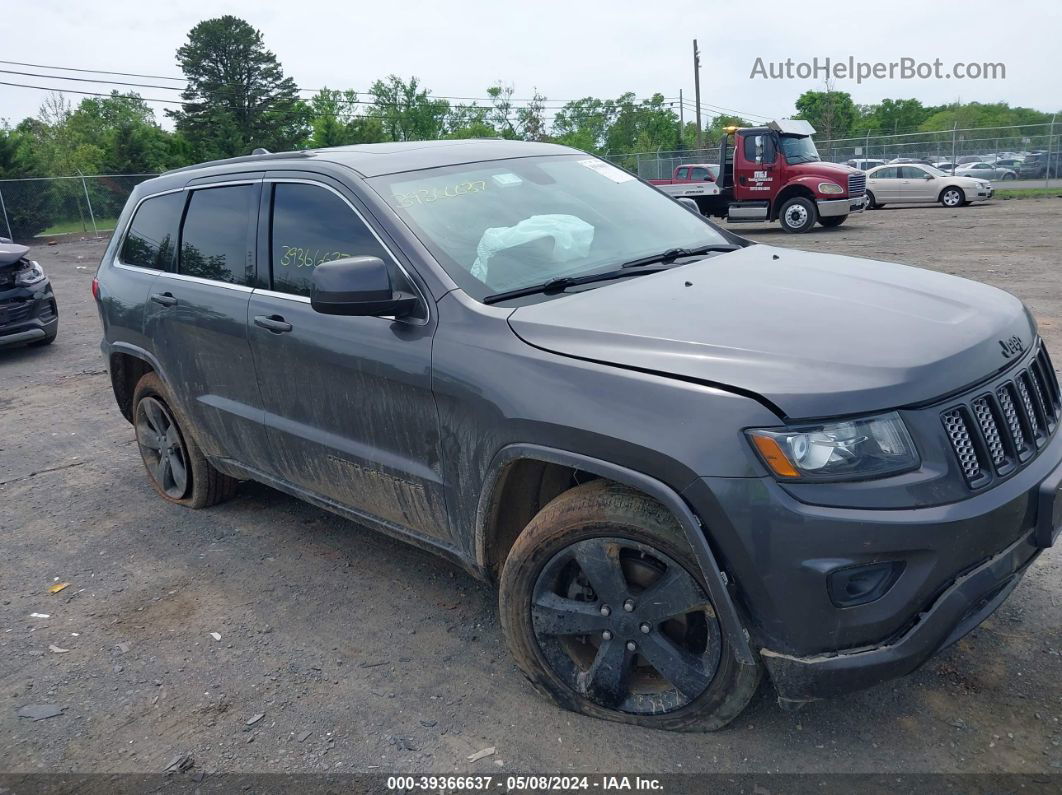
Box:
[939, 187, 964, 207]
[819, 215, 847, 228]
[778, 197, 817, 233]
[132, 372, 238, 508]
[499, 480, 762, 732]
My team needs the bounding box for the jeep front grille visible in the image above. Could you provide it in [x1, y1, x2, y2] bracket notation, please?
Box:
[848, 173, 866, 197]
[941, 341, 1061, 487]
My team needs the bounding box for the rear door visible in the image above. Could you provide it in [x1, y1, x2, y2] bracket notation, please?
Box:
[869, 166, 901, 201]
[144, 176, 270, 465]
[245, 174, 449, 541]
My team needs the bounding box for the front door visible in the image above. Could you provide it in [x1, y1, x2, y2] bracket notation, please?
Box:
[245, 176, 448, 541]
[733, 131, 778, 202]
[869, 166, 902, 202]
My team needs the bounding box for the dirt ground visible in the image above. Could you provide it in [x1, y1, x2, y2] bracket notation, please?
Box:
[1, 198, 1061, 777]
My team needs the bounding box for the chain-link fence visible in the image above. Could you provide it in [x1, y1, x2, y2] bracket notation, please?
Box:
[0, 173, 159, 242]
[817, 122, 1060, 173]
[611, 121, 1061, 183]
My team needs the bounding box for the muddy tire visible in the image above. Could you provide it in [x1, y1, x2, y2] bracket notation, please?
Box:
[777, 196, 817, 233]
[499, 480, 762, 732]
[132, 372, 237, 509]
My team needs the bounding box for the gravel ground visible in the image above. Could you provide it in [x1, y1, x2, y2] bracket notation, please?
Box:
[1, 198, 1060, 776]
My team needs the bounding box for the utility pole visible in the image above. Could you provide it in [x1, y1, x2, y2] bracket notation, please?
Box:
[679, 88, 685, 147]
[693, 39, 702, 150]
[1047, 113, 1056, 189]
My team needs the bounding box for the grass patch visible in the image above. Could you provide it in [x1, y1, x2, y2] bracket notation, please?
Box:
[994, 188, 1062, 200]
[38, 217, 119, 236]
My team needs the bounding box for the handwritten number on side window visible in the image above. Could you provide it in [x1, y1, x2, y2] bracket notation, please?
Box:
[278, 246, 353, 269]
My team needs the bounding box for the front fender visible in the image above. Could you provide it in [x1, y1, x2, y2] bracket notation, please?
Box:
[474, 443, 757, 666]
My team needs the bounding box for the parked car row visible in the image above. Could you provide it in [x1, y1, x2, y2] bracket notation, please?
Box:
[845, 152, 1059, 180]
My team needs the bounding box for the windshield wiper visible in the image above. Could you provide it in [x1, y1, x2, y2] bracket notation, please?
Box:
[620, 243, 740, 269]
[482, 265, 673, 305]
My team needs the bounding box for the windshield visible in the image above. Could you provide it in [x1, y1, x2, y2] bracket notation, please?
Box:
[369, 155, 730, 301]
[779, 135, 821, 164]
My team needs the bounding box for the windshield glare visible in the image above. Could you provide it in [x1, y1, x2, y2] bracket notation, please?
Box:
[780, 135, 821, 164]
[370, 155, 729, 300]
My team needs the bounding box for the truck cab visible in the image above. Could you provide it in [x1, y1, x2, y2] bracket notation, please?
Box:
[697, 119, 867, 233]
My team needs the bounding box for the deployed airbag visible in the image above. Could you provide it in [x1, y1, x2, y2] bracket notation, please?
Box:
[470, 214, 594, 287]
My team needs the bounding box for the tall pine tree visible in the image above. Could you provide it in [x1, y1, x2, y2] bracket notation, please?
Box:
[168, 16, 309, 159]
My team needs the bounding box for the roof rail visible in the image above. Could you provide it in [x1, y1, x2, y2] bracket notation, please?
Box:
[163, 149, 315, 176]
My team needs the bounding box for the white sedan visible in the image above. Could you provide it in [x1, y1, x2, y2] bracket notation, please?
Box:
[864, 163, 993, 209]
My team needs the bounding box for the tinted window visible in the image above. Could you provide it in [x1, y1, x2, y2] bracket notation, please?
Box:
[270, 183, 389, 297]
[676, 167, 688, 179]
[121, 192, 185, 270]
[179, 185, 255, 285]
[900, 166, 926, 179]
[873, 167, 899, 179]
[691, 167, 709, 180]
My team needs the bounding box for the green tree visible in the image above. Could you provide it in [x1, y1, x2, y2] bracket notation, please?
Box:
[168, 16, 310, 158]
[366, 76, 450, 141]
[307, 89, 387, 148]
[0, 124, 55, 239]
[794, 85, 859, 149]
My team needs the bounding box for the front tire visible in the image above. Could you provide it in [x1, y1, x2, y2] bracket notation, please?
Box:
[818, 215, 847, 228]
[865, 191, 884, 209]
[940, 187, 964, 207]
[777, 196, 817, 233]
[499, 481, 762, 732]
[132, 372, 238, 508]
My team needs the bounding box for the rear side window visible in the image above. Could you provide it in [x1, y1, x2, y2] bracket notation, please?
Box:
[269, 183, 389, 297]
[179, 185, 255, 285]
[120, 192, 185, 270]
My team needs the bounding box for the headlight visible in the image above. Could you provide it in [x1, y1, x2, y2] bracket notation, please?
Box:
[747, 412, 918, 481]
[15, 260, 46, 287]
[818, 182, 845, 195]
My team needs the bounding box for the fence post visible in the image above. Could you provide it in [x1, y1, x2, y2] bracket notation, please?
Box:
[1047, 114, 1056, 189]
[78, 170, 99, 239]
[950, 123, 958, 172]
[0, 186, 12, 240]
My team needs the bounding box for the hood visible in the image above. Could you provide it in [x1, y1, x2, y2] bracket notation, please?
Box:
[507, 245, 1034, 419]
[0, 242, 30, 268]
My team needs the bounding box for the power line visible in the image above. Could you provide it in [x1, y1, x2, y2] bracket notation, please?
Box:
[0, 58, 185, 82]
[0, 79, 182, 105]
[0, 68, 184, 92]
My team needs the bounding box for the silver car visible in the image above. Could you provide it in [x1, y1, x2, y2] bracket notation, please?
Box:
[865, 164, 993, 208]
[956, 161, 1018, 181]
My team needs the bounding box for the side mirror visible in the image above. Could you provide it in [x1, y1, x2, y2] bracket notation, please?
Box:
[925, 174, 935, 180]
[311, 256, 418, 318]
[676, 197, 701, 214]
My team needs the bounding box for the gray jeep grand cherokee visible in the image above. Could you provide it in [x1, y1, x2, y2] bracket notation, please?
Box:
[94, 140, 1062, 731]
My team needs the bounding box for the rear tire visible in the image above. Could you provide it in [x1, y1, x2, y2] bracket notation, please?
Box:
[132, 372, 238, 509]
[499, 480, 762, 732]
[818, 215, 847, 228]
[777, 196, 817, 233]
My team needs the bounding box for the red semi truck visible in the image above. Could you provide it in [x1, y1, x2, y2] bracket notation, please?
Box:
[649, 119, 867, 233]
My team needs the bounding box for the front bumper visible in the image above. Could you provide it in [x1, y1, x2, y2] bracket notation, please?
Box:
[817, 196, 867, 217]
[0, 280, 58, 346]
[761, 529, 1041, 701]
[965, 185, 993, 201]
[683, 427, 1062, 702]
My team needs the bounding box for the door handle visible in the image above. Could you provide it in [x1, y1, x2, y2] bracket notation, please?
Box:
[150, 292, 177, 307]
[254, 314, 293, 334]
